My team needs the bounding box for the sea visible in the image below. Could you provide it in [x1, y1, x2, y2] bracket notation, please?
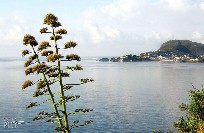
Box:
[0, 57, 204, 133]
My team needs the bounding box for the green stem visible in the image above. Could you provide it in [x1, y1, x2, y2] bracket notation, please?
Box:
[53, 29, 70, 133]
[31, 46, 64, 128]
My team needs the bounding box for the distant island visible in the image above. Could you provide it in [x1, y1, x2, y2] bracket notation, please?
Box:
[99, 40, 204, 63]
[99, 58, 109, 62]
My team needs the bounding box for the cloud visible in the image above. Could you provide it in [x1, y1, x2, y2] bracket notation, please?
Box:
[0, 15, 40, 57]
[192, 31, 202, 39]
[74, 0, 204, 56]
[14, 16, 27, 24]
[200, 2, 204, 10]
[83, 20, 120, 43]
[161, 0, 192, 11]
[2, 0, 204, 57]
[0, 15, 41, 46]
[0, 16, 27, 46]
[83, 20, 105, 43]
[3, 25, 24, 44]
[102, 26, 120, 38]
[100, 0, 139, 21]
[0, 17, 5, 25]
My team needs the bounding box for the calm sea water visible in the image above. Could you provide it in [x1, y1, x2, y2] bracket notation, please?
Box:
[0, 59, 204, 133]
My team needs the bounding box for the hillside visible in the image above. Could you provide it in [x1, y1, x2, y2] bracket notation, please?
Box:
[101, 40, 204, 62]
[159, 40, 204, 57]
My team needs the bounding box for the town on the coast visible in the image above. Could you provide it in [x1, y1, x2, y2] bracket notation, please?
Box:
[99, 40, 204, 63]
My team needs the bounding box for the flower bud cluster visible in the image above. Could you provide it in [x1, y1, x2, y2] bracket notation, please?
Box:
[41, 50, 54, 56]
[26, 102, 38, 109]
[22, 80, 33, 89]
[38, 41, 51, 51]
[25, 67, 32, 75]
[33, 89, 47, 97]
[23, 34, 38, 46]
[32, 63, 47, 73]
[50, 35, 62, 40]
[44, 13, 61, 28]
[40, 27, 48, 34]
[47, 53, 63, 62]
[22, 50, 30, 57]
[24, 59, 33, 67]
[64, 41, 77, 49]
[61, 72, 70, 77]
[55, 28, 67, 35]
[66, 54, 81, 61]
[66, 64, 83, 71]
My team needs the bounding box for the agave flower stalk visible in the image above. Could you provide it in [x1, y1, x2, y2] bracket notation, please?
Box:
[52, 27, 70, 131]
[22, 13, 94, 133]
[31, 45, 63, 127]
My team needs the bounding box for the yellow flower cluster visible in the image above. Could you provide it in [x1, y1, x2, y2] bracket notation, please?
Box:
[24, 54, 38, 67]
[22, 50, 30, 57]
[26, 102, 38, 109]
[48, 72, 58, 78]
[66, 54, 81, 61]
[44, 13, 61, 27]
[37, 80, 48, 89]
[32, 63, 46, 73]
[41, 50, 53, 56]
[50, 35, 62, 40]
[55, 28, 67, 35]
[61, 72, 70, 77]
[24, 59, 32, 67]
[40, 27, 48, 34]
[38, 41, 51, 51]
[23, 34, 38, 46]
[64, 41, 77, 49]
[29, 54, 38, 61]
[22, 80, 33, 89]
[47, 53, 63, 62]
[33, 89, 47, 97]
[66, 64, 83, 71]
[25, 67, 33, 75]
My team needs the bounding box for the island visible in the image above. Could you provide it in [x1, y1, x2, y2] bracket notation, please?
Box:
[99, 40, 204, 63]
[99, 58, 109, 62]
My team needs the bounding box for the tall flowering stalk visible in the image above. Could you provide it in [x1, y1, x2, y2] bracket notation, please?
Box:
[22, 13, 93, 133]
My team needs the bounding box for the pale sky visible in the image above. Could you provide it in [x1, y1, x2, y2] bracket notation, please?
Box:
[1, 0, 204, 57]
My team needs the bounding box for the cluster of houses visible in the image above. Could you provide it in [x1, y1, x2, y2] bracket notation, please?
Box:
[99, 50, 204, 63]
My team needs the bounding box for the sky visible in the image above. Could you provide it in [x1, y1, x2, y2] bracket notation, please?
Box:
[1, 0, 204, 57]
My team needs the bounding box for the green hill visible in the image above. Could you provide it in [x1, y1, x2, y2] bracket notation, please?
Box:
[159, 40, 204, 57]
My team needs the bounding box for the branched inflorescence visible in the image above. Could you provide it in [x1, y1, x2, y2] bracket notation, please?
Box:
[21, 13, 93, 133]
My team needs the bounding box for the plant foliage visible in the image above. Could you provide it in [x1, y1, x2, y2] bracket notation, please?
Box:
[174, 86, 204, 133]
[153, 85, 204, 133]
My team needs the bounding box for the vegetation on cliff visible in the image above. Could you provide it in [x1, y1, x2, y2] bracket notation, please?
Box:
[159, 40, 204, 57]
